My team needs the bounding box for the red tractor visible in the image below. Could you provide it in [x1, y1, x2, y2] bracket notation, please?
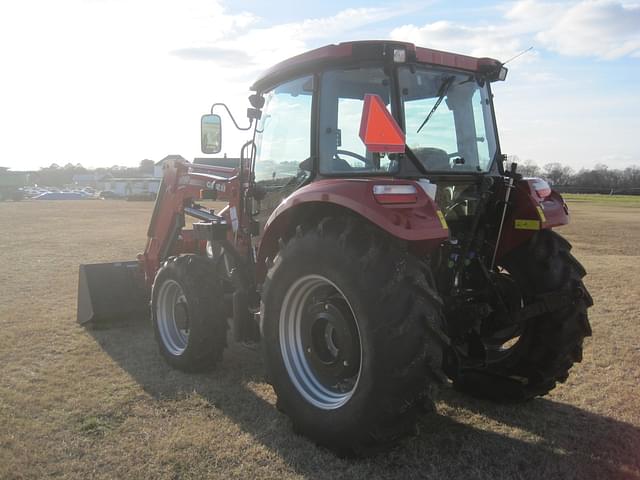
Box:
[78, 41, 592, 455]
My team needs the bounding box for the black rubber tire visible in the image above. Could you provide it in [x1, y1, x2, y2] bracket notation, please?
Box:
[452, 230, 593, 401]
[262, 216, 447, 456]
[151, 254, 228, 372]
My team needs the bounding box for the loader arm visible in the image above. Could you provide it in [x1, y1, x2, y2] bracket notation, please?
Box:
[140, 158, 244, 287]
[77, 157, 245, 325]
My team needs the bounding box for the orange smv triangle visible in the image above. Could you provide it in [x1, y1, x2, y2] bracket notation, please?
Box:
[358, 94, 405, 153]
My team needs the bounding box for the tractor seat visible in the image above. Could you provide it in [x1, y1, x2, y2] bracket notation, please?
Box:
[412, 147, 450, 170]
[331, 156, 353, 171]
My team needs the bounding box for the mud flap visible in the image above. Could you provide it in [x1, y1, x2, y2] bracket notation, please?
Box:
[77, 261, 149, 326]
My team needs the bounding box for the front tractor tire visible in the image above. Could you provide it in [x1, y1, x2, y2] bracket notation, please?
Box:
[262, 217, 447, 455]
[151, 254, 228, 372]
[452, 230, 593, 401]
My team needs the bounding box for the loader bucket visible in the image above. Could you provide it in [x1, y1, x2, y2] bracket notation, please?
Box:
[77, 261, 149, 326]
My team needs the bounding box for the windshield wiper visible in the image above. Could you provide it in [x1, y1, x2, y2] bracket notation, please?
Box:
[416, 76, 455, 134]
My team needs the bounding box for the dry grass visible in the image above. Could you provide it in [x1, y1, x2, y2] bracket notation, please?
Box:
[0, 198, 638, 480]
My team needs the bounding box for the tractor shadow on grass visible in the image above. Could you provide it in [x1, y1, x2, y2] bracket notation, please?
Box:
[89, 322, 640, 480]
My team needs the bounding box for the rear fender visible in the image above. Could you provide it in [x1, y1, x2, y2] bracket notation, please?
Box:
[255, 178, 449, 283]
[497, 178, 569, 259]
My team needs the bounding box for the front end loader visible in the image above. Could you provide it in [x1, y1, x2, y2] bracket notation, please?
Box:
[78, 40, 592, 455]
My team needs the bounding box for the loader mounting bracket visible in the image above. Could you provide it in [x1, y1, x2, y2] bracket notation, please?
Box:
[193, 221, 228, 242]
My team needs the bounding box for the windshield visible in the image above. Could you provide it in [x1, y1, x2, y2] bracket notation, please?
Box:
[399, 67, 498, 173]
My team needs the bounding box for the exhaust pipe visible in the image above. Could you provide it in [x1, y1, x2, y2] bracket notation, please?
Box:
[77, 261, 149, 325]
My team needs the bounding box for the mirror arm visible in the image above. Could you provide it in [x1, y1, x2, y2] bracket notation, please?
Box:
[210, 103, 254, 131]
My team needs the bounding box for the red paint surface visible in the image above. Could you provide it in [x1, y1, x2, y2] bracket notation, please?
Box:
[374, 193, 418, 204]
[256, 178, 449, 282]
[497, 179, 569, 259]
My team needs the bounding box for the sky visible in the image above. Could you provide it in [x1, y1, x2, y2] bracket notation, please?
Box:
[0, 0, 638, 172]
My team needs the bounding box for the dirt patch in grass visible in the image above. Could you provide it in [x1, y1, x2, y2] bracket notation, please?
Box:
[0, 199, 638, 479]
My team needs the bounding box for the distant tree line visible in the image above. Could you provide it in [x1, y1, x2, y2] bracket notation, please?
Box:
[23, 157, 640, 194]
[30, 160, 155, 187]
[509, 156, 640, 194]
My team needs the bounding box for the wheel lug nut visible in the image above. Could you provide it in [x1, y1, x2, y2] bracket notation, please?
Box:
[343, 360, 349, 367]
[307, 348, 311, 353]
[324, 304, 329, 310]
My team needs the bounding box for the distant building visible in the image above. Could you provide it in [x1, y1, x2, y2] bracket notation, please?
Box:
[154, 154, 188, 178]
[0, 168, 29, 200]
[98, 177, 161, 197]
[0, 167, 30, 185]
[77, 154, 242, 196]
[72, 172, 104, 186]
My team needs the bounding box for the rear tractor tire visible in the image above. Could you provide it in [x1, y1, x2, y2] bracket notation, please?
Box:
[262, 216, 447, 455]
[151, 254, 228, 372]
[451, 230, 593, 401]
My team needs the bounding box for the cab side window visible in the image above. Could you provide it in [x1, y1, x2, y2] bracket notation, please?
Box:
[318, 68, 396, 175]
[254, 76, 314, 185]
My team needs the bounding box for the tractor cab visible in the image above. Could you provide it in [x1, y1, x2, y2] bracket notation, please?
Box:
[202, 41, 508, 239]
[254, 48, 501, 181]
[205, 41, 506, 181]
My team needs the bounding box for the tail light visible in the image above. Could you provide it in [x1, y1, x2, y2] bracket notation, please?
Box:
[373, 184, 418, 204]
[530, 178, 551, 199]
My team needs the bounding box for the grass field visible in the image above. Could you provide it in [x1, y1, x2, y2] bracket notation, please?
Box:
[562, 193, 640, 206]
[1, 197, 639, 479]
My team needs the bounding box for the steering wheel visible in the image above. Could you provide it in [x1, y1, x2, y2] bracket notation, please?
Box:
[335, 149, 372, 168]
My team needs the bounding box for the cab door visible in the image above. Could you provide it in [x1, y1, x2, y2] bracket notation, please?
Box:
[252, 75, 315, 235]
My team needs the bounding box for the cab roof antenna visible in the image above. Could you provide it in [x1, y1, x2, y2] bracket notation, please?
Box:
[502, 46, 533, 65]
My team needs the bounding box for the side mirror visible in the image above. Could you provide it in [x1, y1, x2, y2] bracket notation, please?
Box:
[201, 114, 221, 154]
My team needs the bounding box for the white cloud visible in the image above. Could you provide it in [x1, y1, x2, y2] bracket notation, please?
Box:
[179, 6, 419, 75]
[504, 0, 568, 30]
[534, 1, 640, 59]
[390, 20, 527, 61]
[506, 0, 640, 59]
[391, 0, 640, 61]
[171, 47, 254, 64]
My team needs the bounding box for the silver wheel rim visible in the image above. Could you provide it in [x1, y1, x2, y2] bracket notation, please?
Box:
[279, 274, 362, 410]
[156, 279, 190, 356]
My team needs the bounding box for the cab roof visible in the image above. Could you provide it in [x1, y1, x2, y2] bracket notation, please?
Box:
[251, 40, 503, 92]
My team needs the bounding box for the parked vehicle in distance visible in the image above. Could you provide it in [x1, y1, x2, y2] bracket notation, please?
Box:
[99, 190, 119, 199]
[33, 192, 89, 200]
